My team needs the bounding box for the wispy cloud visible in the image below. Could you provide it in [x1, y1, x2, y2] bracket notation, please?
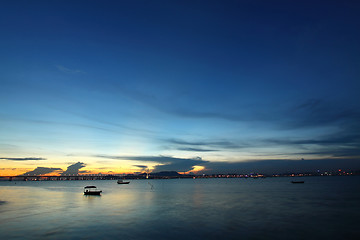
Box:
[0, 114, 159, 139]
[0, 115, 126, 135]
[295, 98, 322, 111]
[56, 65, 85, 74]
[167, 126, 360, 158]
[265, 133, 360, 147]
[0, 157, 46, 161]
[167, 138, 245, 151]
[285, 98, 360, 129]
[114, 87, 360, 131]
[177, 147, 219, 152]
[53, 108, 160, 135]
[260, 129, 360, 158]
[101, 85, 261, 122]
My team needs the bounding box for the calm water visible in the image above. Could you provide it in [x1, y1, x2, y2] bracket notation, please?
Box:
[0, 176, 359, 239]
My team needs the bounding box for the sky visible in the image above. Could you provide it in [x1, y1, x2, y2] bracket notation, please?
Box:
[1, 0, 360, 175]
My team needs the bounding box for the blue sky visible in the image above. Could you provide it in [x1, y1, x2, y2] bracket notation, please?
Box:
[1, 0, 360, 175]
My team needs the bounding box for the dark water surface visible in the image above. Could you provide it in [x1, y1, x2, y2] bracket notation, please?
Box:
[1, 176, 359, 239]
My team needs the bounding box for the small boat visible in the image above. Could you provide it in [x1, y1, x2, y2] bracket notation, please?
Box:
[117, 179, 130, 184]
[291, 181, 305, 184]
[84, 186, 102, 195]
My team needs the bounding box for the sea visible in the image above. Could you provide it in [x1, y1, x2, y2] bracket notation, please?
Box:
[0, 176, 359, 240]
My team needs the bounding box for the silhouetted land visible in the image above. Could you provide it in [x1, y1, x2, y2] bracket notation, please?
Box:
[1, 170, 359, 181]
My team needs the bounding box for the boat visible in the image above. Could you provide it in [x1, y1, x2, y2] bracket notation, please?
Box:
[291, 181, 305, 184]
[84, 186, 102, 195]
[117, 179, 130, 184]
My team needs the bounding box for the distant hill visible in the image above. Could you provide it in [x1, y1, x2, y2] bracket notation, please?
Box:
[150, 171, 181, 177]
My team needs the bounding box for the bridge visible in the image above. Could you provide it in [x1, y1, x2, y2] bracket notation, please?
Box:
[0, 175, 123, 181]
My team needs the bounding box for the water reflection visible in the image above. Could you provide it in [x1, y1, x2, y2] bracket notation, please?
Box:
[83, 195, 101, 198]
[0, 177, 360, 239]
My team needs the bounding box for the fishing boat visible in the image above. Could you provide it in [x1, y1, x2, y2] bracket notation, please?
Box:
[84, 186, 102, 195]
[291, 181, 305, 184]
[117, 179, 130, 184]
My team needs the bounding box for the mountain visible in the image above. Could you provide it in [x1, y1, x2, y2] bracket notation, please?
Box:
[150, 171, 181, 177]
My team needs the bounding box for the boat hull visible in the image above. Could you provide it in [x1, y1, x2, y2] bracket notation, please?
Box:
[117, 182, 130, 184]
[291, 181, 304, 184]
[84, 191, 102, 195]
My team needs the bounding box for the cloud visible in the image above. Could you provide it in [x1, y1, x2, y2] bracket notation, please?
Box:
[97, 154, 359, 174]
[152, 157, 205, 172]
[167, 122, 360, 158]
[93, 82, 360, 139]
[102, 85, 262, 122]
[261, 128, 360, 158]
[55, 108, 159, 136]
[56, 65, 85, 74]
[264, 132, 360, 148]
[167, 138, 244, 151]
[133, 165, 148, 171]
[266, 135, 360, 146]
[95, 155, 208, 172]
[177, 147, 219, 152]
[21, 167, 62, 176]
[295, 98, 322, 111]
[163, 96, 360, 131]
[167, 108, 251, 122]
[1, 114, 159, 140]
[285, 98, 360, 129]
[0, 157, 46, 161]
[18, 162, 87, 176]
[61, 162, 86, 175]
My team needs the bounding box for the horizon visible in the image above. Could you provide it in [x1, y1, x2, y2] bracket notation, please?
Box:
[1, 1, 360, 176]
